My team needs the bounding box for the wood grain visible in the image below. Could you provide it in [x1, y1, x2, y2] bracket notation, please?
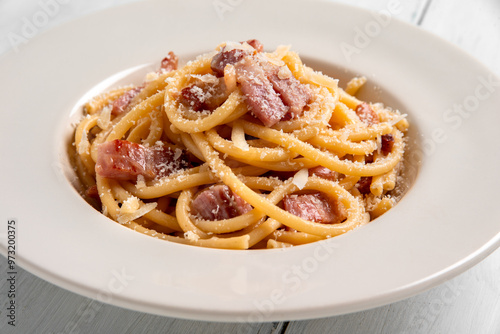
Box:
[1, 0, 499, 333]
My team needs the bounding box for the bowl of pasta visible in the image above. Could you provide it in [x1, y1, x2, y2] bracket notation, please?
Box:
[1, 0, 499, 321]
[67, 39, 414, 250]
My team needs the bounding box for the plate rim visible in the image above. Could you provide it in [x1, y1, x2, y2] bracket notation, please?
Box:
[1, 0, 500, 322]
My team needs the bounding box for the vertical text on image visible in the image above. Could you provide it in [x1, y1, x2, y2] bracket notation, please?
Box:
[6, 219, 17, 327]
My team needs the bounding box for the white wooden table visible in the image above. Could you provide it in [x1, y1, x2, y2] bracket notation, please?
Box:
[1, 0, 499, 333]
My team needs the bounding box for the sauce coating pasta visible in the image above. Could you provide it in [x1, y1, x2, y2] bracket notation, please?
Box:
[70, 40, 410, 249]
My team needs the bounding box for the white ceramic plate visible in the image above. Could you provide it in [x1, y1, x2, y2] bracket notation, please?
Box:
[1, 0, 499, 322]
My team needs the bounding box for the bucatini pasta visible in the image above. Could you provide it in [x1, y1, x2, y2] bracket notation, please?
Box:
[69, 40, 410, 250]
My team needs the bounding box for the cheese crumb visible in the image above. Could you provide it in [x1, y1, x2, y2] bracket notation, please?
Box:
[191, 73, 218, 84]
[277, 66, 292, 80]
[388, 113, 408, 126]
[78, 131, 90, 155]
[292, 168, 309, 190]
[120, 196, 140, 214]
[117, 202, 157, 224]
[184, 231, 200, 241]
[97, 105, 112, 130]
[136, 175, 146, 189]
[145, 71, 159, 82]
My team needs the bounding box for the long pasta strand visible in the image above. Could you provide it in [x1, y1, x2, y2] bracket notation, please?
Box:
[71, 42, 410, 249]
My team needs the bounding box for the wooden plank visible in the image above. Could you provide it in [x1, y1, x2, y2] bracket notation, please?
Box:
[284, 249, 500, 334]
[419, 0, 500, 75]
[0, 265, 280, 334]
